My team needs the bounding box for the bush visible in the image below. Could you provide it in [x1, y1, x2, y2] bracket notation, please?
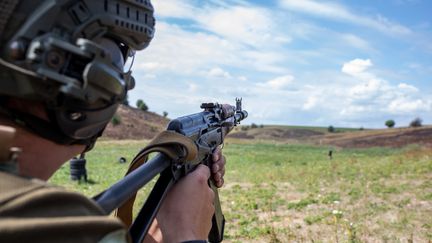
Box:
[328, 125, 335, 133]
[241, 126, 250, 131]
[111, 114, 121, 126]
[385, 120, 395, 128]
[259, 124, 264, 128]
[251, 123, 258, 129]
[136, 99, 148, 111]
[410, 117, 422, 127]
[163, 111, 168, 118]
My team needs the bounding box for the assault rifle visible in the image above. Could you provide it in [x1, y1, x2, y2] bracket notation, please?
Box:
[93, 98, 248, 243]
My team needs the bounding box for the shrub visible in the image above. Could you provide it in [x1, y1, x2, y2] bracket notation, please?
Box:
[111, 114, 121, 126]
[163, 111, 168, 118]
[385, 120, 395, 128]
[136, 99, 148, 111]
[328, 125, 335, 133]
[410, 117, 422, 127]
[251, 123, 258, 129]
[241, 126, 250, 131]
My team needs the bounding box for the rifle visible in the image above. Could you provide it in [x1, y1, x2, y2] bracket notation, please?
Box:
[93, 98, 248, 243]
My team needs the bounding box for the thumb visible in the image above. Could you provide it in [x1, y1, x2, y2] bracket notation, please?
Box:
[193, 164, 211, 183]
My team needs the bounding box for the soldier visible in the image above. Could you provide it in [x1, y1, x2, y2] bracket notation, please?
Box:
[0, 0, 225, 242]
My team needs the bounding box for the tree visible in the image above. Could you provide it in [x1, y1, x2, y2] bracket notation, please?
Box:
[385, 119, 395, 128]
[410, 117, 422, 127]
[136, 99, 143, 108]
[251, 123, 258, 129]
[328, 125, 335, 133]
[136, 99, 148, 111]
[163, 111, 168, 118]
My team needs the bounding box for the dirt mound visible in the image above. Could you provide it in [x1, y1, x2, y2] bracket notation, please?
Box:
[103, 108, 432, 149]
[319, 126, 432, 148]
[228, 132, 255, 139]
[102, 105, 169, 140]
[229, 125, 432, 148]
[228, 127, 324, 140]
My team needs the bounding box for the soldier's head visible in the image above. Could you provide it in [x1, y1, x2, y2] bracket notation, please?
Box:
[0, 0, 155, 150]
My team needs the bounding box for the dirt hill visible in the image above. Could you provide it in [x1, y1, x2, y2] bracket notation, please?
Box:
[102, 105, 169, 140]
[228, 125, 432, 148]
[317, 126, 432, 148]
[228, 126, 324, 141]
[103, 107, 432, 148]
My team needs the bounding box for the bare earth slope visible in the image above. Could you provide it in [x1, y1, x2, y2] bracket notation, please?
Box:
[318, 126, 432, 148]
[103, 107, 432, 148]
[102, 105, 169, 140]
[228, 125, 432, 148]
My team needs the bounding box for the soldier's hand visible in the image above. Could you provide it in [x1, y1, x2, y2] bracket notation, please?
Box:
[156, 165, 215, 242]
[212, 146, 226, 188]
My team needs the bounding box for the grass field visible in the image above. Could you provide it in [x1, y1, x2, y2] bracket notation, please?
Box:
[50, 139, 432, 242]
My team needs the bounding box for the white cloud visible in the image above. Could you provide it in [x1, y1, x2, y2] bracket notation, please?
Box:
[340, 105, 367, 116]
[153, 0, 195, 19]
[134, 22, 238, 75]
[155, 1, 287, 49]
[388, 98, 431, 113]
[349, 78, 385, 99]
[303, 96, 317, 110]
[197, 6, 273, 48]
[187, 82, 198, 92]
[339, 59, 431, 117]
[137, 62, 167, 72]
[237, 76, 247, 81]
[342, 59, 373, 76]
[257, 75, 295, 90]
[242, 50, 289, 73]
[341, 34, 372, 51]
[279, 0, 412, 35]
[207, 67, 232, 78]
[127, 1, 431, 128]
[398, 83, 419, 92]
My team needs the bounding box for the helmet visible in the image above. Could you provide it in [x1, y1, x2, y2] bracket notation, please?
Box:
[0, 0, 155, 147]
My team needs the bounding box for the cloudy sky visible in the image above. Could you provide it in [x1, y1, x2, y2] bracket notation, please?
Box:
[129, 0, 432, 128]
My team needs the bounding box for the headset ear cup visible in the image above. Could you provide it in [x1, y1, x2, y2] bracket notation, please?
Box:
[84, 61, 125, 98]
[55, 103, 119, 140]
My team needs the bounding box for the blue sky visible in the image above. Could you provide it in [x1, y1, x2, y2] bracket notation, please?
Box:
[129, 0, 432, 128]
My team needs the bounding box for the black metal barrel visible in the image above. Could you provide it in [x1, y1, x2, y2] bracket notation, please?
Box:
[69, 155, 88, 182]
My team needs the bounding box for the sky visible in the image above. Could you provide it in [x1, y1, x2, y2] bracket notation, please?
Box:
[128, 0, 432, 128]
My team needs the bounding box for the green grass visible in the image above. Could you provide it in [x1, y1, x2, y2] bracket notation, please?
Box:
[50, 140, 432, 242]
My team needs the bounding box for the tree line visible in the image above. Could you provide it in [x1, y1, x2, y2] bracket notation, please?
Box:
[327, 117, 424, 133]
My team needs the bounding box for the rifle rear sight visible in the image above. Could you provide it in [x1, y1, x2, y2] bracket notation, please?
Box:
[200, 103, 217, 109]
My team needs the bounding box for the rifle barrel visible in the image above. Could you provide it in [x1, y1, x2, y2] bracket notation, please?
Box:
[93, 153, 171, 214]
